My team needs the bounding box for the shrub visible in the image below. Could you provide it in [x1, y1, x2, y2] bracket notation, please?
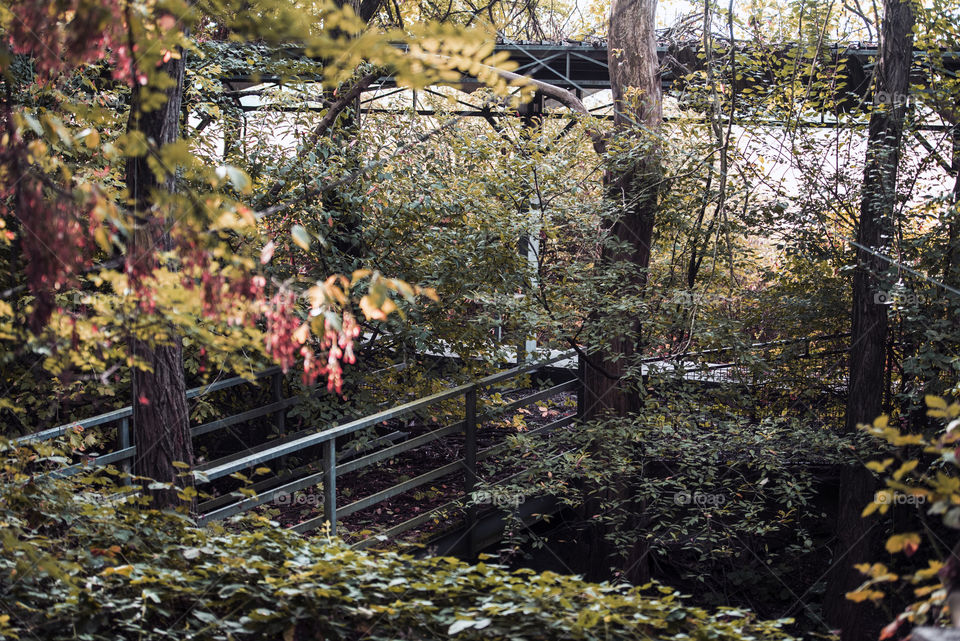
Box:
[0, 437, 800, 641]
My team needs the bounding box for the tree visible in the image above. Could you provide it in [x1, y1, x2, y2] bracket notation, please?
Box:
[826, 0, 915, 637]
[124, 34, 194, 509]
[845, 0, 914, 434]
[582, 0, 662, 418]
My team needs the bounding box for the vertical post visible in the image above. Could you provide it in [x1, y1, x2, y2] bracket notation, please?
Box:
[271, 371, 285, 436]
[576, 351, 586, 422]
[119, 417, 131, 484]
[524, 231, 539, 360]
[272, 371, 287, 472]
[516, 95, 543, 364]
[464, 387, 478, 554]
[323, 439, 336, 536]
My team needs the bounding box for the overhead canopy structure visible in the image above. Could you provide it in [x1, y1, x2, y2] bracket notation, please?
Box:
[219, 39, 960, 130]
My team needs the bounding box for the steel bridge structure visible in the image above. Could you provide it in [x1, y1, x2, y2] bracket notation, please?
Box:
[221, 39, 960, 131]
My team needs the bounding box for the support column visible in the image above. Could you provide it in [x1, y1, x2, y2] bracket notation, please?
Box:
[516, 93, 545, 363]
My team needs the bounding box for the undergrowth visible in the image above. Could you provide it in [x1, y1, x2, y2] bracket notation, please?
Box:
[0, 436, 802, 641]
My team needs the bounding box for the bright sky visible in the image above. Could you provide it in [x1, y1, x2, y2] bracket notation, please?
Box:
[657, 0, 695, 28]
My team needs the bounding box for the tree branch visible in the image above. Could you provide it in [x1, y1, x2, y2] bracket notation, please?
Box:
[263, 71, 380, 202]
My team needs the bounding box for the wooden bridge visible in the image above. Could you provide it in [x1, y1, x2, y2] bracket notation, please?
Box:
[14, 333, 849, 555]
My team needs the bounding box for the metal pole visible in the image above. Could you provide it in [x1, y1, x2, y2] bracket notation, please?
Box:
[576, 351, 586, 422]
[517, 97, 542, 363]
[464, 387, 478, 554]
[119, 417, 131, 485]
[271, 371, 285, 436]
[272, 371, 286, 472]
[323, 439, 336, 536]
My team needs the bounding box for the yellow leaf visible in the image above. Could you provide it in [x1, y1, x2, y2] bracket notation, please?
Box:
[291, 225, 311, 252]
[926, 395, 948, 410]
[893, 460, 919, 480]
[914, 560, 944, 581]
[81, 128, 100, 148]
[866, 458, 895, 473]
[293, 323, 310, 344]
[886, 532, 921, 554]
[846, 589, 884, 603]
[351, 269, 372, 285]
[102, 564, 134, 577]
[863, 498, 882, 517]
[359, 295, 386, 321]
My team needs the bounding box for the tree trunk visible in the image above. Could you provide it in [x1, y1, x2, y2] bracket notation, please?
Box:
[580, 0, 662, 584]
[582, 0, 662, 419]
[826, 1, 914, 638]
[125, 52, 194, 510]
[845, 0, 912, 435]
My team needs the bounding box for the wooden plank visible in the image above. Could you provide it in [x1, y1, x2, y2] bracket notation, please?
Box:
[198, 431, 409, 513]
[198, 468, 327, 524]
[351, 498, 464, 549]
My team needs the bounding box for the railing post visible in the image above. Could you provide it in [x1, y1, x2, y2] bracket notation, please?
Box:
[119, 417, 131, 484]
[323, 439, 337, 536]
[576, 351, 585, 422]
[272, 371, 287, 471]
[464, 387, 478, 554]
[271, 371, 286, 436]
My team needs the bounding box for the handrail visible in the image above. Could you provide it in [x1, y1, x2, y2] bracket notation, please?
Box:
[638, 332, 850, 364]
[196, 350, 576, 482]
[15, 334, 846, 446]
[11, 334, 852, 549]
[14, 366, 281, 445]
[192, 351, 580, 539]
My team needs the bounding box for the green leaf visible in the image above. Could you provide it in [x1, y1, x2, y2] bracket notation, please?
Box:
[448, 619, 475, 635]
[291, 225, 311, 251]
[216, 165, 251, 194]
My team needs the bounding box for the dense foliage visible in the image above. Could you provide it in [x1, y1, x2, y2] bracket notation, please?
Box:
[0, 438, 801, 641]
[475, 382, 876, 624]
[0, 0, 959, 638]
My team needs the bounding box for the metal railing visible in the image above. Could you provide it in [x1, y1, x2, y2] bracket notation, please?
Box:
[11, 333, 850, 546]
[14, 366, 286, 475]
[12, 351, 581, 546]
[193, 351, 580, 542]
